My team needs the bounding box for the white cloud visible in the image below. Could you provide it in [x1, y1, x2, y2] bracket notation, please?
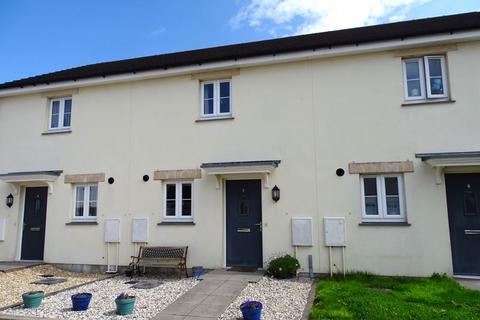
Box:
[147, 26, 166, 38]
[231, 0, 431, 35]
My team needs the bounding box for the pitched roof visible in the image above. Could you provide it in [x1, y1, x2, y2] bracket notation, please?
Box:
[1, 12, 479, 90]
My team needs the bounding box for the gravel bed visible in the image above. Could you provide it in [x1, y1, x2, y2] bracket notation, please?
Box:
[2, 276, 198, 319]
[0, 265, 106, 309]
[219, 277, 312, 320]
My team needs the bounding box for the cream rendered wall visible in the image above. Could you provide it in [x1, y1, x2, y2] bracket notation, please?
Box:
[0, 41, 479, 276]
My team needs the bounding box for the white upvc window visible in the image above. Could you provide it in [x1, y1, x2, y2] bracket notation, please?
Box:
[403, 56, 448, 101]
[200, 80, 231, 118]
[163, 181, 193, 221]
[49, 97, 72, 130]
[73, 184, 98, 221]
[360, 174, 406, 222]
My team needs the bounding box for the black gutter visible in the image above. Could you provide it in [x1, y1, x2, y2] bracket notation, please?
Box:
[0, 12, 479, 90]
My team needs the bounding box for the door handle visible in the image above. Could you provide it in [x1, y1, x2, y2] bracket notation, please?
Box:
[465, 230, 480, 235]
[254, 222, 262, 232]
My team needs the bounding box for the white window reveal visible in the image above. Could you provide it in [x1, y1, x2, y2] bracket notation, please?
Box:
[201, 80, 231, 118]
[403, 56, 448, 101]
[164, 181, 193, 221]
[49, 97, 72, 130]
[361, 175, 405, 222]
[74, 184, 98, 221]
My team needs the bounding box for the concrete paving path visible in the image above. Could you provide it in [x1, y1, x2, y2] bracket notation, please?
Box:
[456, 278, 480, 291]
[153, 269, 263, 320]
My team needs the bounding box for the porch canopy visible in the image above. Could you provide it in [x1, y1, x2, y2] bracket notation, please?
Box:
[0, 170, 62, 193]
[416, 151, 480, 184]
[200, 160, 281, 188]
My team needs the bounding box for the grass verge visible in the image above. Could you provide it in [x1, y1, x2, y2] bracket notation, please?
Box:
[310, 273, 480, 320]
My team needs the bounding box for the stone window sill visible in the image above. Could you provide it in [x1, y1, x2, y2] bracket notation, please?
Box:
[42, 129, 72, 135]
[195, 116, 234, 123]
[157, 221, 195, 226]
[66, 221, 98, 225]
[401, 99, 455, 107]
[359, 222, 411, 226]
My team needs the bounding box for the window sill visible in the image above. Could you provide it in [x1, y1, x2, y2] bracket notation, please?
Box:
[359, 222, 411, 226]
[157, 221, 195, 226]
[66, 221, 98, 225]
[195, 116, 234, 123]
[42, 129, 72, 135]
[401, 99, 455, 107]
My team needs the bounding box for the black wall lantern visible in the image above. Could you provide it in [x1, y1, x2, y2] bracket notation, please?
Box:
[6, 193, 13, 208]
[272, 185, 280, 202]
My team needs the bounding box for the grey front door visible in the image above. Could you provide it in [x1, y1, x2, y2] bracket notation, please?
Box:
[226, 180, 262, 268]
[446, 173, 480, 275]
[21, 187, 48, 261]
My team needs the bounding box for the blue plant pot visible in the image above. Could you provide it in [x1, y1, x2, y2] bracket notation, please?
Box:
[191, 266, 204, 278]
[71, 293, 92, 311]
[115, 297, 136, 315]
[240, 301, 263, 320]
[22, 291, 44, 309]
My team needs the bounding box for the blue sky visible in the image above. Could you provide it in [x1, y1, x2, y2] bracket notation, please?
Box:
[0, 0, 478, 83]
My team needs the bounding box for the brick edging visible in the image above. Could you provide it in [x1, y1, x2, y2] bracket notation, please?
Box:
[301, 280, 318, 320]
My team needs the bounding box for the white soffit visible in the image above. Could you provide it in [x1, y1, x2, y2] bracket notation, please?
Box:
[416, 151, 480, 184]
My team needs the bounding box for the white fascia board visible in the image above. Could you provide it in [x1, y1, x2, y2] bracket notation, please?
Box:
[202, 165, 276, 175]
[0, 174, 60, 183]
[1, 30, 480, 98]
[425, 157, 480, 168]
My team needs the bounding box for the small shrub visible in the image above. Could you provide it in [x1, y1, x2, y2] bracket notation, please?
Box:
[266, 254, 300, 279]
[116, 292, 135, 300]
[431, 272, 448, 280]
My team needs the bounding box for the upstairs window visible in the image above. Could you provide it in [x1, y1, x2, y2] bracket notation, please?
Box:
[361, 175, 406, 222]
[201, 80, 231, 118]
[49, 97, 72, 130]
[164, 181, 193, 221]
[403, 56, 448, 101]
[73, 184, 97, 221]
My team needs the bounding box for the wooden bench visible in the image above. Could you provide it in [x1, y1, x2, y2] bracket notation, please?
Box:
[129, 246, 188, 277]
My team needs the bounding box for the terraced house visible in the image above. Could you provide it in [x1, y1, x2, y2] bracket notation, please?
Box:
[1, 12, 480, 277]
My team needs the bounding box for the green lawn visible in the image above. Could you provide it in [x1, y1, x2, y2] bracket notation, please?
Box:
[310, 273, 480, 320]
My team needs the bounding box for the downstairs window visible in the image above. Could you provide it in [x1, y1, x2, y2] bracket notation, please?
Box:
[361, 175, 406, 222]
